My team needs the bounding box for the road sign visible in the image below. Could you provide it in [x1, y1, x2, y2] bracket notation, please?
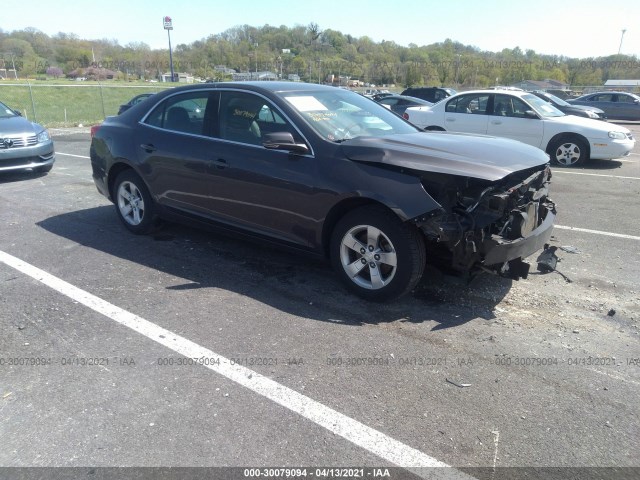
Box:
[163, 16, 173, 30]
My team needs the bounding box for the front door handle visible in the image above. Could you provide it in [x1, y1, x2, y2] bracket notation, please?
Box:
[491, 120, 502, 125]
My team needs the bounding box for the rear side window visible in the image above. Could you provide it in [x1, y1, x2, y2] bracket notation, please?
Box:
[144, 92, 213, 136]
[616, 94, 638, 103]
[446, 94, 489, 114]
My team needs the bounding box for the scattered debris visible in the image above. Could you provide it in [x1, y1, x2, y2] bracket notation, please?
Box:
[3, 392, 13, 399]
[560, 245, 581, 254]
[536, 245, 558, 273]
[446, 378, 472, 388]
[573, 330, 580, 334]
[607, 309, 616, 317]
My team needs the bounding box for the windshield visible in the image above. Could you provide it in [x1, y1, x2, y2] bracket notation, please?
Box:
[523, 94, 565, 118]
[540, 92, 570, 107]
[282, 90, 419, 142]
[0, 101, 18, 119]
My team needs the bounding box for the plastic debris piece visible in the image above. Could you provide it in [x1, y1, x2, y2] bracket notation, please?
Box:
[446, 378, 472, 388]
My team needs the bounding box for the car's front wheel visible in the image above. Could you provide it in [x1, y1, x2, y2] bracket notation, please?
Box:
[548, 136, 588, 167]
[113, 169, 158, 234]
[330, 206, 426, 301]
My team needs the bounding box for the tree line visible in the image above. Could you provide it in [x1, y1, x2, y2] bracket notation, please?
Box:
[1, 24, 639, 88]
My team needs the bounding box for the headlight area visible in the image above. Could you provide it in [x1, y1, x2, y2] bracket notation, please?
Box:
[415, 166, 555, 279]
[608, 131, 627, 140]
[37, 129, 51, 143]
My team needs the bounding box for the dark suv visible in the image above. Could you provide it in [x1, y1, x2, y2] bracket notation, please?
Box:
[400, 87, 456, 103]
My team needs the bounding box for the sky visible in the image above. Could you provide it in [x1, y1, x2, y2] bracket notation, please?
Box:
[2, 0, 639, 59]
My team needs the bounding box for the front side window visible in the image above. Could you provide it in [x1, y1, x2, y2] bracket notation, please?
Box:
[493, 94, 534, 118]
[144, 92, 210, 135]
[217, 91, 304, 146]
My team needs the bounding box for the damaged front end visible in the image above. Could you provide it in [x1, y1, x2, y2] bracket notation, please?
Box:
[414, 164, 556, 280]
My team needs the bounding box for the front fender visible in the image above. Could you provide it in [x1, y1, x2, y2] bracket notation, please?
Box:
[344, 162, 442, 221]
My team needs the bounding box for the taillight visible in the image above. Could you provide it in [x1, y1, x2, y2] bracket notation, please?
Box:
[90, 124, 101, 138]
[403, 112, 409, 120]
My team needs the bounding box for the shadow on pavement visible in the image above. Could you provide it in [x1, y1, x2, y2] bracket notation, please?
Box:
[37, 206, 512, 330]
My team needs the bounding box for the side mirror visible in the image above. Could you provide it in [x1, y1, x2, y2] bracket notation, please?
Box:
[524, 110, 539, 119]
[263, 132, 309, 154]
[12, 109, 22, 116]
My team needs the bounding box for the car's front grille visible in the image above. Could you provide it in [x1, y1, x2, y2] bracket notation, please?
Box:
[0, 135, 38, 148]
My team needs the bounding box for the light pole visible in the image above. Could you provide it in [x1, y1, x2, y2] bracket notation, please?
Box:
[618, 29, 627, 54]
[163, 16, 175, 82]
[254, 43, 258, 75]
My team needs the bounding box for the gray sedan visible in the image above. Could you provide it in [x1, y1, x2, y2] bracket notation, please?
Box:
[0, 101, 55, 174]
[568, 91, 640, 121]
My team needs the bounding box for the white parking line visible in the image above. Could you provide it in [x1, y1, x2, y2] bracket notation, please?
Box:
[0, 250, 472, 479]
[551, 171, 640, 180]
[555, 225, 640, 241]
[57, 152, 90, 159]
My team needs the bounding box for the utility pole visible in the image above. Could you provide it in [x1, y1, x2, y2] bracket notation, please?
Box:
[618, 29, 627, 54]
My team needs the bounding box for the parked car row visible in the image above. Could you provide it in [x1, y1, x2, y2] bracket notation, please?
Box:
[405, 89, 635, 166]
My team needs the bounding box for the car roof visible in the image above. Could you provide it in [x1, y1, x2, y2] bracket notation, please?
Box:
[448, 89, 532, 97]
[157, 81, 339, 94]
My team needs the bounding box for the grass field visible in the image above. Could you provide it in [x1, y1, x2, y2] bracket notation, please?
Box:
[0, 81, 173, 127]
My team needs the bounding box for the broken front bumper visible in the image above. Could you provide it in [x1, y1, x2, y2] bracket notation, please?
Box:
[482, 201, 556, 266]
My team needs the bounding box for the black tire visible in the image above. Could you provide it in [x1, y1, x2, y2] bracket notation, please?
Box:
[548, 136, 588, 167]
[330, 205, 426, 301]
[112, 169, 158, 234]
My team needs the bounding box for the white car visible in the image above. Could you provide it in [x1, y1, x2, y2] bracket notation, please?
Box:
[405, 89, 635, 167]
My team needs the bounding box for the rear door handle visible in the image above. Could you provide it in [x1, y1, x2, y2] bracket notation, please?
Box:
[491, 120, 502, 125]
[445, 117, 455, 122]
[140, 143, 156, 153]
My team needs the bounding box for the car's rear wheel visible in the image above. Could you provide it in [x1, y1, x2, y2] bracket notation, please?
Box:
[548, 136, 588, 167]
[330, 206, 426, 301]
[113, 170, 157, 234]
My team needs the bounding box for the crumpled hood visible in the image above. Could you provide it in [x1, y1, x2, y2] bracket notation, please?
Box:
[0, 116, 42, 136]
[340, 132, 549, 181]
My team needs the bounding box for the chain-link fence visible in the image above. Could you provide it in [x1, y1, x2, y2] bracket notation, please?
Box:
[0, 83, 174, 127]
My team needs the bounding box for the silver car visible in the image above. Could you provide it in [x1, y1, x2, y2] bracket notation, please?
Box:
[0, 101, 55, 174]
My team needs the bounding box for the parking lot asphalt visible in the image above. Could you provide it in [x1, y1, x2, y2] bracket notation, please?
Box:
[1, 126, 639, 479]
